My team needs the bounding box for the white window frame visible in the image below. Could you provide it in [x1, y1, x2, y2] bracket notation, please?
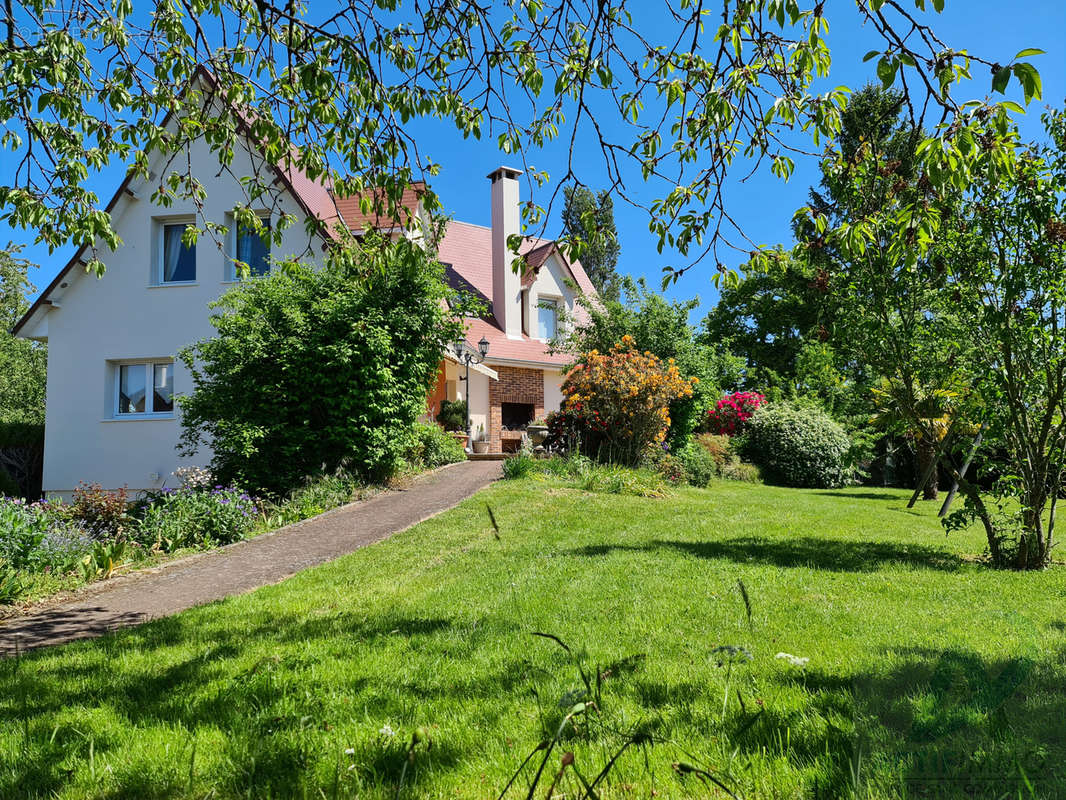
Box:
[154, 217, 198, 286]
[224, 211, 272, 282]
[537, 296, 561, 341]
[111, 360, 175, 419]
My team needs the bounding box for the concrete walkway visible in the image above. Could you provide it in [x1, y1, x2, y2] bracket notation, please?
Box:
[0, 460, 502, 656]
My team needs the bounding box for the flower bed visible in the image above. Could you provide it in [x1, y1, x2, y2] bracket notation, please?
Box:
[0, 478, 260, 608]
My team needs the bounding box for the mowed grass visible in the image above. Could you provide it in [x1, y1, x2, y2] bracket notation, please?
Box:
[1, 480, 1064, 799]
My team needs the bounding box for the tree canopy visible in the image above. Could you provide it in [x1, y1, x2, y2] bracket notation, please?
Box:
[0, 246, 46, 425]
[0, 1, 1045, 282]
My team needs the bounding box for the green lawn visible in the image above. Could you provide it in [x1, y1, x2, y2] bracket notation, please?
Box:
[2, 480, 1064, 799]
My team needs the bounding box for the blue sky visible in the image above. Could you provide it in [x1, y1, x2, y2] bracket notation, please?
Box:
[4, 0, 1064, 320]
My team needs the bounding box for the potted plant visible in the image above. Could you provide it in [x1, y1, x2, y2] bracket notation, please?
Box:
[472, 424, 490, 454]
[526, 418, 549, 447]
[437, 399, 470, 449]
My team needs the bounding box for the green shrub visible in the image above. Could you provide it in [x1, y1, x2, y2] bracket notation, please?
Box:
[178, 234, 464, 497]
[0, 497, 93, 572]
[436, 400, 468, 433]
[136, 487, 258, 551]
[0, 560, 24, 605]
[675, 442, 717, 487]
[0, 497, 48, 567]
[744, 403, 851, 488]
[650, 452, 688, 485]
[408, 422, 466, 469]
[502, 451, 537, 480]
[720, 461, 761, 482]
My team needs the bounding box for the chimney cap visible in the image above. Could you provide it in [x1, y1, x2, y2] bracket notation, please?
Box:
[487, 166, 523, 181]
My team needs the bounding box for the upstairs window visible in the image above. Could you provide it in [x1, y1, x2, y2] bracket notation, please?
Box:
[227, 214, 272, 280]
[537, 299, 558, 340]
[161, 223, 196, 283]
[115, 361, 174, 417]
[235, 222, 271, 277]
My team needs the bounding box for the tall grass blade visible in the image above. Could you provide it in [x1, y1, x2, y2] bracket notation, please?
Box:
[737, 579, 752, 628]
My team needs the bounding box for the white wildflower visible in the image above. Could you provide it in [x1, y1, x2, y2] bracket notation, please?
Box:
[344, 748, 355, 755]
[380, 723, 395, 738]
[775, 652, 809, 668]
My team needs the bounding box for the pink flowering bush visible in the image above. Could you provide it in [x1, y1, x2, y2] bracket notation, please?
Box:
[705, 391, 767, 437]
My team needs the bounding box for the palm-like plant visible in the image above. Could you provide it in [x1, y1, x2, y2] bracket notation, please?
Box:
[871, 377, 970, 501]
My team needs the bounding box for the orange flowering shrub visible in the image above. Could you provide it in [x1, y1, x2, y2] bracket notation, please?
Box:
[556, 336, 697, 465]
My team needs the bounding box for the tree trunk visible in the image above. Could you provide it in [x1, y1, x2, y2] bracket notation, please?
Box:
[1016, 504, 1051, 570]
[916, 438, 939, 500]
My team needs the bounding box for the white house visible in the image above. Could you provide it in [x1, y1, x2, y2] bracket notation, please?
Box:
[13, 81, 595, 495]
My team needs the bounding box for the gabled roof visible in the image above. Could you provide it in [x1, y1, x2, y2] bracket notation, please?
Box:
[12, 65, 348, 337]
[13, 67, 597, 355]
[437, 221, 595, 368]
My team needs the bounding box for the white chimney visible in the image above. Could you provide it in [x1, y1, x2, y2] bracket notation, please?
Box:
[489, 166, 523, 338]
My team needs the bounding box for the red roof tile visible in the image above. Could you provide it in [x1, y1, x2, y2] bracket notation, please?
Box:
[333, 183, 426, 232]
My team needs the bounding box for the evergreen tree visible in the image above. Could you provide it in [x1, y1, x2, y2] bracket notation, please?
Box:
[561, 187, 621, 301]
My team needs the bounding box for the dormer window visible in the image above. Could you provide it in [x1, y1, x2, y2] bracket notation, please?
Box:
[160, 223, 196, 283]
[538, 299, 559, 340]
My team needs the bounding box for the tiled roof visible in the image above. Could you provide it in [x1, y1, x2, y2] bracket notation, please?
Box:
[333, 182, 426, 233]
[463, 316, 574, 367]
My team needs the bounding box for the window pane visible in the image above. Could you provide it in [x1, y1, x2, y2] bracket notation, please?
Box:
[162, 224, 196, 282]
[153, 363, 174, 413]
[118, 365, 146, 414]
[237, 224, 270, 276]
[538, 302, 557, 339]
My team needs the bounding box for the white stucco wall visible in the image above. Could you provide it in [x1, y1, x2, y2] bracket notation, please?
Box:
[444, 359, 490, 438]
[38, 136, 323, 495]
[543, 370, 565, 415]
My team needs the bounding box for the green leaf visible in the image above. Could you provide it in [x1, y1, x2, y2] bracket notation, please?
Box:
[1012, 63, 1042, 102]
[1013, 48, 1045, 59]
[991, 66, 1011, 95]
[876, 57, 898, 89]
[862, 50, 881, 63]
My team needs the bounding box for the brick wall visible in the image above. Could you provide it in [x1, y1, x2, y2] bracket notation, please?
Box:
[488, 366, 544, 452]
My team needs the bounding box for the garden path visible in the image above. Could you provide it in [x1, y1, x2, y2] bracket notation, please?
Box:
[0, 460, 502, 656]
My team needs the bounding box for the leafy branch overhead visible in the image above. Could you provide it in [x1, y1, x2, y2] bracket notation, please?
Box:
[0, 1, 1045, 283]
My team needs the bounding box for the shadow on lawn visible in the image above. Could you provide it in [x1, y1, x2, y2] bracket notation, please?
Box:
[571, 536, 962, 572]
[819, 646, 1063, 797]
[810, 490, 916, 502]
[0, 610, 522, 799]
[2, 605, 1064, 799]
[686, 641, 1066, 799]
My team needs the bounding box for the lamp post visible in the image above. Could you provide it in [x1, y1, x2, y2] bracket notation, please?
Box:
[454, 335, 490, 446]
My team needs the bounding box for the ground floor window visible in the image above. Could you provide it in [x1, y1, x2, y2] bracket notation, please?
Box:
[115, 361, 174, 416]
